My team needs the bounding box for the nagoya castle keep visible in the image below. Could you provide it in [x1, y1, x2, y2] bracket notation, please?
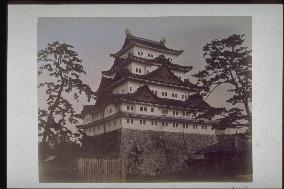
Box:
[77, 30, 222, 175]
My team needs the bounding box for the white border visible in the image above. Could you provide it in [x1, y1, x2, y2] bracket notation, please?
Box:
[7, 4, 283, 188]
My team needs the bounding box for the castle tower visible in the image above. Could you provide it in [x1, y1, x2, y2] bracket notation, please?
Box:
[77, 31, 219, 175]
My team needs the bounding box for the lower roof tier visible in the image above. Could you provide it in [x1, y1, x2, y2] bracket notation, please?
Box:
[82, 85, 223, 116]
[77, 111, 219, 136]
[78, 111, 219, 129]
[96, 61, 201, 96]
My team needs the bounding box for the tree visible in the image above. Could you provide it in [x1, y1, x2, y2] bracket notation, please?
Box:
[38, 41, 95, 144]
[193, 34, 252, 132]
[127, 142, 144, 175]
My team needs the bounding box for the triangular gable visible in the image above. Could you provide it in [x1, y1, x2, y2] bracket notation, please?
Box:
[131, 85, 159, 102]
[185, 94, 213, 109]
[95, 76, 114, 95]
[110, 35, 183, 58]
[144, 64, 184, 85]
[120, 85, 159, 103]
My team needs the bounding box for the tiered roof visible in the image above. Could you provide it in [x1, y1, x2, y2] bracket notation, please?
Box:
[110, 35, 183, 58]
[102, 55, 192, 76]
[83, 85, 215, 116]
[97, 63, 201, 96]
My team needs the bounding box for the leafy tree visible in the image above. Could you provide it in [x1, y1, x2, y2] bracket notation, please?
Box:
[194, 34, 252, 131]
[38, 41, 95, 144]
[127, 143, 144, 175]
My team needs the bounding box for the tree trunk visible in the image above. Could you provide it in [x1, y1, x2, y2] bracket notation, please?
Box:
[43, 78, 65, 143]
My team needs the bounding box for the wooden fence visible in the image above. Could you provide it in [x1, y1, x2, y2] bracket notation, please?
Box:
[77, 157, 126, 182]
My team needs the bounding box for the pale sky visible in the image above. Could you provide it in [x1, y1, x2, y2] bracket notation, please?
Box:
[37, 17, 251, 126]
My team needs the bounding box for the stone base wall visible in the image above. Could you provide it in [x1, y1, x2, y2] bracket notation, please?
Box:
[120, 128, 218, 176]
[83, 128, 218, 176]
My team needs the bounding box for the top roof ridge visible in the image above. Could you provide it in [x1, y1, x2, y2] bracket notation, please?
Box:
[130, 35, 164, 46]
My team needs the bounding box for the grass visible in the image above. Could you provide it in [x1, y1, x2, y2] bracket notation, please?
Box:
[39, 162, 252, 183]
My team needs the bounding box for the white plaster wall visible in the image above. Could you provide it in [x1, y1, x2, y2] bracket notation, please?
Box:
[148, 83, 196, 100]
[121, 117, 215, 135]
[104, 104, 118, 117]
[172, 70, 190, 81]
[112, 81, 130, 94]
[122, 117, 163, 132]
[120, 102, 136, 113]
[83, 113, 93, 124]
[133, 104, 158, 116]
[122, 102, 183, 117]
[112, 80, 196, 100]
[105, 118, 122, 133]
[84, 118, 122, 136]
[84, 114, 215, 136]
[130, 61, 147, 75]
[93, 112, 104, 121]
[132, 46, 177, 62]
[224, 126, 249, 135]
[129, 61, 159, 75]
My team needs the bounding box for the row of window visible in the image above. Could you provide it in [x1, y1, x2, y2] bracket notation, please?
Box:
[137, 51, 143, 56]
[126, 106, 192, 117]
[87, 119, 209, 135]
[84, 115, 92, 123]
[127, 106, 134, 111]
[107, 108, 112, 114]
[91, 113, 104, 121]
[162, 109, 168, 114]
[126, 119, 209, 130]
[162, 110, 190, 117]
[127, 119, 134, 124]
[139, 106, 154, 112]
[114, 87, 188, 100]
[89, 108, 193, 123]
[161, 91, 168, 96]
[136, 50, 175, 62]
[148, 53, 154, 58]
[86, 119, 121, 134]
[115, 87, 134, 94]
[137, 50, 155, 59]
[173, 110, 179, 115]
[182, 94, 189, 99]
[151, 90, 158, 95]
[172, 93, 178, 98]
[135, 68, 142, 73]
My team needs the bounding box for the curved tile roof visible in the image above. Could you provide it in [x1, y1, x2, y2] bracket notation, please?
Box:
[83, 85, 216, 116]
[98, 65, 201, 96]
[110, 35, 183, 58]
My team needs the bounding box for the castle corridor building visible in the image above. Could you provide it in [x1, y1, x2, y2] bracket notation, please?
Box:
[77, 31, 221, 136]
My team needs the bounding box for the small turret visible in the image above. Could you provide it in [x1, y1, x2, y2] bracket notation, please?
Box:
[124, 28, 132, 37]
[160, 37, 167, 45]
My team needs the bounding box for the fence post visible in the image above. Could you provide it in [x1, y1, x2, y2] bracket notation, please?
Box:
[104, 159, 107, 182]
[76, 157, 127, 183]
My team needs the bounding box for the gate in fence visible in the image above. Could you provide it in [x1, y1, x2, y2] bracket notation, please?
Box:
[77, 157, 126, 182]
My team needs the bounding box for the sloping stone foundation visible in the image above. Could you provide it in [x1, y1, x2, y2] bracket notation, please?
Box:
[83, 128, 218, 176]
[120, 128, 218, 176]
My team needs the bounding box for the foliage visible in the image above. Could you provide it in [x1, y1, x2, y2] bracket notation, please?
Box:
[38, 41, 95, 143]
[193, 34, 252, 129]
[127, 143, 144, 175]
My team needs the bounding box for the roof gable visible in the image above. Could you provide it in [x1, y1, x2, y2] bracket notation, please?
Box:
[143, 64, 185, 85]
[95, 76, 114, 95]
[82, 85, 219, 117]
[185, 93, 212, 109]
[132, 85, 158, 102]
[110, 35, 183, 58]
[119, 85, 159, 103]
[101, 58, 130, 75]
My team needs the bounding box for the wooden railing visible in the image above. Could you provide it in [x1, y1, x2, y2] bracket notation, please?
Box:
[77, 157, 126, 182]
